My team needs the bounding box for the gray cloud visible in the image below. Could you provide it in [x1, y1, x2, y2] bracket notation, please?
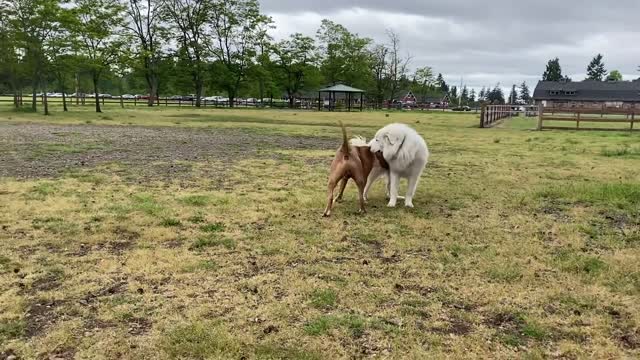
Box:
[261, 0, 640, 90]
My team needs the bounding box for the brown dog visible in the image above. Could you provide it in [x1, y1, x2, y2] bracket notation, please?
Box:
[323, 122, 389, 217]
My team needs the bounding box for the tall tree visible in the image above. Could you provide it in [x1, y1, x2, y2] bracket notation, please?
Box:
[0, 5, 23, 107]
[519, 81, 531, 104]
[412, 66, 435, 103]
[508, 84, 518, 104]
[542, 57, 563, 81]
[449, 85, 458, 100]
[586, 54, 607, 81]
[469, 88, 476, 105]
[6, 0, 62, 112]
[45, 11, 74, 112]
[316, 19, 373, 90]
[209, 0, 272, 107]
[273, 33, 319, 108]
[487, 84, 505, 104]
[436, 73, 448, 93]
[460, 85, 469, 105]
[124, 0, 165, 106]
[69, 0, 126, 113]
[385, 29, 411, 101]
[370, 44, 388, 107]
[162, 0, 209, 107]
[606, 70, 622, 81]
[478, 87, 486, 102]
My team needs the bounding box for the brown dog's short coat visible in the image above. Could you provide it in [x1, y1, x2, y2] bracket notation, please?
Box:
[323, 122, 388, 217]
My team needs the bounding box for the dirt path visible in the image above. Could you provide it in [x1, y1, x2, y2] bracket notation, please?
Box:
[0, 122, 335, 180]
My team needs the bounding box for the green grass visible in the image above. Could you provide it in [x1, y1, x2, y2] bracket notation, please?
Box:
[179, 195, 210, 207]
[1, 107, 639, 358]
[601, 146, 640, 157]
[309, 289, 338, 309]
[200, 222, 225, 233]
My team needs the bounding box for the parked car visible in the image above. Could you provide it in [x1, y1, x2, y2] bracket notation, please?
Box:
[452, 106, 471, 111]
[98, 93, 112, 98]
[120, 94, 135, 99]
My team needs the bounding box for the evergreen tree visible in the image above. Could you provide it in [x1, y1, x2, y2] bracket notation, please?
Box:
[487, 84, 505, 104]
[449, 85, 457, 100]
[508, 84, 518, 104]
[542, 57, 563, 81]
[586, 54, 607, 81]
[461, 85, 469, 105]
[469, 88, 476, 104]
[436, 73, 448, 93]
[519, 81, 531, 104]
[478, 87, 486, 102]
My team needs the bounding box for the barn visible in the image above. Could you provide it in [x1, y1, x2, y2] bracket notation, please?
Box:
[533, 79, 640, 109]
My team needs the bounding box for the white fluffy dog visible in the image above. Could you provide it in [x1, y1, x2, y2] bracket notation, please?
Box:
[367, 123, 429, 208]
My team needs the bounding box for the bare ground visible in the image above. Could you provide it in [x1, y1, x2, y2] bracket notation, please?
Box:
[0, 123, 335, 181]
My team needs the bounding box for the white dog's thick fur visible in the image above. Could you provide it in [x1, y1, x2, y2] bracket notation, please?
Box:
[368, 123, 429, 208]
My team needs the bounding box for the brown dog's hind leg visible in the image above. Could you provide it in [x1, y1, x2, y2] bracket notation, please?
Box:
[335, 177, 348, 203]
[323, 174, 341, 217]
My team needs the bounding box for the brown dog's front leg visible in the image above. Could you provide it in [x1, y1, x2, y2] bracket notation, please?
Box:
[355, 177, 366, 214]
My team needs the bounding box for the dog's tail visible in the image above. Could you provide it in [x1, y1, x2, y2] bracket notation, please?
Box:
[338, 121, 350, 157]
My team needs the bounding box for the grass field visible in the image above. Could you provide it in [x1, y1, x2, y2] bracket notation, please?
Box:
[1, 103, 639, 359]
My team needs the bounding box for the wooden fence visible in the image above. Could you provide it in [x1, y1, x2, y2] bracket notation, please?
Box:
[537, 104, 638, 131]
[480, 105, 513, 128]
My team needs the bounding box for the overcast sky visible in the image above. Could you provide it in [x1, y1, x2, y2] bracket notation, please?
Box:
[261, 0, 640, 91]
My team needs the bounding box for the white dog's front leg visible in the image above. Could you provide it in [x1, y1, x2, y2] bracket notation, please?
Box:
[387, 172, 400, 207]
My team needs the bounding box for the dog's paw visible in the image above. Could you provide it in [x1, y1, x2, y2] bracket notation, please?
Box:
[322, 211, 331, 217]
[404, 201, 414, 208]
[387, 201, 397, 208]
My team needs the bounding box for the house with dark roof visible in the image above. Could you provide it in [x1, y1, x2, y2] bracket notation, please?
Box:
[398, 90, 450, 107]
[533, 79, 640, 109]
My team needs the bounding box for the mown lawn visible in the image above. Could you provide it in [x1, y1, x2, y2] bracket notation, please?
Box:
[0, 103, 639, 359]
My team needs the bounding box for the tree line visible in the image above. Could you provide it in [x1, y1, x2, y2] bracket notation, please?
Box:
[0, 0, 486, 114]
[542, 54, 629, 82]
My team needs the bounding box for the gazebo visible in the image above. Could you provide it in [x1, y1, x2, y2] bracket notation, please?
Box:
[318, 84, 365, 112]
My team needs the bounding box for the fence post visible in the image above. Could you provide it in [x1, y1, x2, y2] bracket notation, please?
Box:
[480, 104, 487, 128]
[537, 104, 544, 130]
[576, 111, 580, 129]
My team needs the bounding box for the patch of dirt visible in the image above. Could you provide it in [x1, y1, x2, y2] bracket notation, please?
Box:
[163, 239, 183, 249]
[0, 123, 336, 181]
[126, 317, 152, 336]
[25, 300, 64, 338]
[429, 317, 473, 336]
[485, 312, 521, 330]
[107, 227, 140, 254]
[30, 275, 62, 293]
[80, 280, 128, 306]
[0, 349, 19, 360]
[39, 347, 76, 360]
[83, 317, 116, 331]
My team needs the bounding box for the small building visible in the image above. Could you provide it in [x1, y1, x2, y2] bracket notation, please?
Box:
[397, 90, 450, 108]
[533, 79, 640, 109]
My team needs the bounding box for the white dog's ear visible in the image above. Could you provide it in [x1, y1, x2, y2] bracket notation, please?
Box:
[384, 134, 400, 145]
